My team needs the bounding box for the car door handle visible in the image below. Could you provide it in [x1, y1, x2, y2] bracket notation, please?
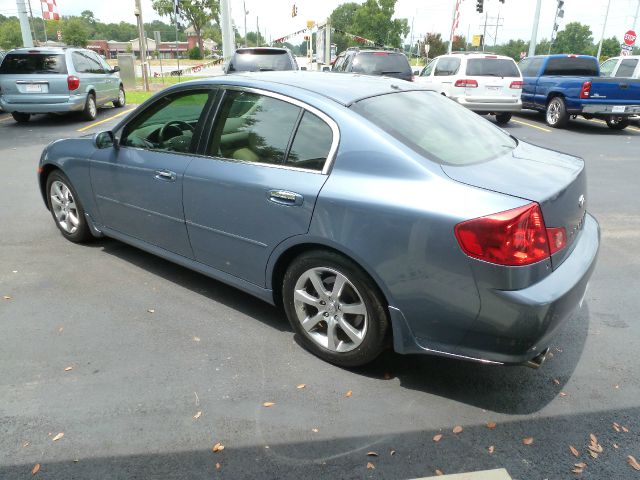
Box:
[154, 170, 177, 182]
[268, 189, 304, 206]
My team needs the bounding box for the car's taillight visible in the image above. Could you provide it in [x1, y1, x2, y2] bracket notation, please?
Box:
[454, 79, 478, 88]
[67, 75, 80, 91]
[510, 80, 523, 89]
[454, 203, 565, 266]
[579, 80, 591, 99]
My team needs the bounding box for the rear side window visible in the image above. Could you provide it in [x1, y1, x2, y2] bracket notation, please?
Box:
[350, 53, 411, 75]
[0, 53, 67, 74]
[466, 58, 520, 77]
[286, 112, 333, 171]
[228, 50, 293, 72]
[543, 57, 599, 76]
[434, 57, 461, 76]
[352, 90, 516, 166]
[519, 57, 543, 77]
[615, 59, 638, 77]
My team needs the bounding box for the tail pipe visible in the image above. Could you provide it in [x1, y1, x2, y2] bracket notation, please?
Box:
[523, 348, 550, 369]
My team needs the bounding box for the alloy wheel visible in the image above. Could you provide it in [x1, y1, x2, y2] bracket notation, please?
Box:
[547, 100, 560, 125]
[50, 180, 79, 234]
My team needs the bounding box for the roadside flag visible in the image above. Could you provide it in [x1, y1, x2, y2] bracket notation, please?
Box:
[41, 0, 60, 21]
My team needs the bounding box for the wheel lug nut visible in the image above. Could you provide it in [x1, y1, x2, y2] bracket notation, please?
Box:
[323, 312, 329, 317]
[320, 301, 326, 305]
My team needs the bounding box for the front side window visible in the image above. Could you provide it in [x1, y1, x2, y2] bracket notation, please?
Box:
[434, 57, 461, 76]
[615, 59, 638, 77]
[599, 58, 618, 77]
[121, 90, 211, 153]
[286, 112, 333, 171]
[209, 91, 301, 165]
[421, 59, 436, 77]
[519, 57, 543, 77]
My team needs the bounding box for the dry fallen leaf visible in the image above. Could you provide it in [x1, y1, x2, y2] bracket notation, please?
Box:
[147, 308, 155, 313]
[366, 452, 379, 457]
[22, 441, 30, 447]
[64, 366, 73, 372]
[435, 469, 444, 476]
[296, 384, 306, 389]
[31, 463, 40, 475]
[452, 425, 463, 434]
[575, 462, 587, 468]
[212, 442, 224, 453]
[560, 391, 568, 397]
[486, 421, 497, 429]
[215, 462, 221, 471]
[366, 462, 375, 470]
[488, 445, 495, 454]
[572, 467, 584, 474]
[613, 423, 621, 432]
[58, 327, 64, 334]
[345, 390, 353, 397]
[628, 455, 640, 471]
[613, 443, 619, 449]
[569, 445, 580, 457]
[262, 402, 275, 407]
[572, 462, 586, 474]
[588, 450, 599, 459]
[390, 449, 396, 456]
[590, 433, 598, 444]
[621, 425, 629, 433]
[311, 428, 318, 433]
[52, 432, 64, 442]
[553, 378, 561, 385]
[523, 437, 534, 445]
[193, 336, 200, 342]
[193, 411, 202, 420]
[433, 434, 443, 442]
[3, 295, 11, 300]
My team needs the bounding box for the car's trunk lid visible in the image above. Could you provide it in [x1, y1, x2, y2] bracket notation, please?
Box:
[441, 141, 587, 269]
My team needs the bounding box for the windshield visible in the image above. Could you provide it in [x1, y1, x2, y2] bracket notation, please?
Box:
[228, 50, 293, 72]
[351, 90, 516, 166]
[0, 53, 67, 74]
[466, 58, 520, 77]
[350, 52, 411, 75]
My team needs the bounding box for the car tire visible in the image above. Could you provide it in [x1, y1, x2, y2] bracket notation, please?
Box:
[82, 93, 97, 121]
[46, 171, 93, 243]
[11, 112, 30, 123]
[495, 113, 512, 125]
[113, 86, 126, 108]
[282, 250, 389, 367]
[606, 116, 629, 130]
[546, 97, 568, 128]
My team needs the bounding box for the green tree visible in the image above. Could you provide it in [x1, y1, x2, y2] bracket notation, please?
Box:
[152, 0, 219, 56]
[424, 32, 446, 59]
[62, 18, 89, 47]
[452, 35, 466, 52]
[536, 38, 552, 55]
[0, 17, 22, 49]
[552, 22, 593, 55]
[81, 10, 97, 26]
[245, 31, 265, 47]
[497, 39, 529, 61]
[351, 0, 409, 48]
[330, 2, 360, 52]
[597, 36, 620, 59]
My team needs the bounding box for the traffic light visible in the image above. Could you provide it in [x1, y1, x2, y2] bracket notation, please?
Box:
[291, 3, 298, 17]
[476, 0, 484, 13]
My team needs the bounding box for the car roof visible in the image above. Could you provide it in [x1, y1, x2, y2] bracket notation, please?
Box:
[6, 47, 84, 54]
[435, 53, 515, 61]
[177, 71, 425, 106]
[235, 47, 289, 54]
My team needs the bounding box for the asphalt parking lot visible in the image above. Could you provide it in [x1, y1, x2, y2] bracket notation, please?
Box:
[1, 106, 639, 479]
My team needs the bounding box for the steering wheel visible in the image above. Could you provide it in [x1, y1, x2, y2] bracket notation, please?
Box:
[158, 120, 194, 144]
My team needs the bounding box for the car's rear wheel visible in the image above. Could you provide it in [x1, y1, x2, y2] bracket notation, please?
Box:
[495, 113, 512, 125]
[546, 97, 568, 128]
[606, 116, 629, 130]
[282, 250, 388, 367]
[11, 112, 30, 123]
[82, 93, 97, 121]
[113, 86, 126, 108]
[46, 171, 92, 243]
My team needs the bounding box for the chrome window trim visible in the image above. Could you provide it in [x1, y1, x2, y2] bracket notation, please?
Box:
[218, 85, 340, 175]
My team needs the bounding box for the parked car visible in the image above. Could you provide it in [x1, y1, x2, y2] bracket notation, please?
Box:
[223, 47, 298, 73]
[0, 47, 125, 123]
[519, 54, 640, 129]
[599, 55, 640, 79]
[414, 52, 523, 124]
[332, 48, 413, 82]
[37, 72, 599, 368]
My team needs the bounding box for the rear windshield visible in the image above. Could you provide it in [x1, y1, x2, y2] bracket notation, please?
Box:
[350, 52, 411, 75]
[466, 58, 520, 77]
[228, 50, 293, 72]
[351, 90, 516, 166]
[543, 57, 598, 76]
[0, 53, 67, 74]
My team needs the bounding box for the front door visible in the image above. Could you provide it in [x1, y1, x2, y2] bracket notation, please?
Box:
[183, 89, 337, 286]
[90, 88, 214, 258]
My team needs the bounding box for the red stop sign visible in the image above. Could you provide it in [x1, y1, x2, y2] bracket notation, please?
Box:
[624, 30, 637, 46]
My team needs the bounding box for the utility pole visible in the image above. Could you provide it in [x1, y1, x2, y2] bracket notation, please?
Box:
[528, 0, 541, 57]
[26, 0, 37, 45]
[633, 0, 640, 33]
[494, 11, 500, 47]
[256, 17, 260, 46]
[15, 0, 34, 47]
[596, 0, 612, 60]
[447, 0, 457, 54]
[243, 0, 248, 47]
[482, 12, 488, 52]
[220, 0, 235, 58]
[409, 16, 414, 58]
[134, 0, 149, 92]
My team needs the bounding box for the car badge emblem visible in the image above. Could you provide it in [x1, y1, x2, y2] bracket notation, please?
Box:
[578, 194, 585, 209]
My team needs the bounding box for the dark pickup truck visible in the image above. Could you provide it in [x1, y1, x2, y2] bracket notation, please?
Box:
[519, 54, 640, 129]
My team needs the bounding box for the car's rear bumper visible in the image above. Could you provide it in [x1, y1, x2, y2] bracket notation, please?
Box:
[582, 104, 640, 115]
[391, 213, 599, 367]
[454, 97, 523, 113]
[0, 94, 86, 114]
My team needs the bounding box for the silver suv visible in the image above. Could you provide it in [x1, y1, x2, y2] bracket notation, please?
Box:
[0, 47, 125, 123]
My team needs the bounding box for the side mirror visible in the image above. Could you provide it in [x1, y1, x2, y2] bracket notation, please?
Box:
[413, 69, 420, 76]
[111, 66, 121, 73]
[322, 66, 331, 72]
[94, 131, 117, 149]
[300, 66, 307, 71]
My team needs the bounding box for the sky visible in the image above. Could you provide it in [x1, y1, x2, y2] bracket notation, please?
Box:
[1, 0, 639, 46]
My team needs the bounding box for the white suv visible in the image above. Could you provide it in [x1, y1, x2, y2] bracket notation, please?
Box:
[414, 52, 523, 124]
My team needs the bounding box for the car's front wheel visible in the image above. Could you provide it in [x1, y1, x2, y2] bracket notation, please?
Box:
[546, 97, 568, 128]
[282, 250, 389, 367]
[606, 116, 629, 130]
[46, 171, 92, 243]
[113, 86, 126, 108]
[495, 113, 512, 125]
[11, 112, 30, 123]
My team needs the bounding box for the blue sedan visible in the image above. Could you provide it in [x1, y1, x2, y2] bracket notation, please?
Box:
[37, 72, 599, 368]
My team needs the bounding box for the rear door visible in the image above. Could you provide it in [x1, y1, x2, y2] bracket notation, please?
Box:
[182, 88, 335, 286]
[0, 52, 70, 104]
[464, 56, 522, 100]
[74, 51, 108, 104]
[432, 56, 461, 95]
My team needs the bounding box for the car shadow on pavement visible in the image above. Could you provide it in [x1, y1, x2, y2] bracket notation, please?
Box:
[0, 107, 120, 128]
